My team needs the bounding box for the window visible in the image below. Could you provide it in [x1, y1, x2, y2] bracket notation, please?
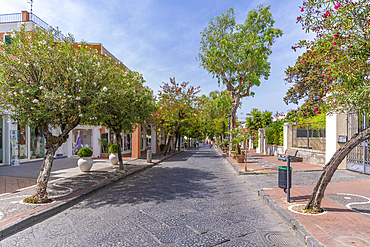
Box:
[4, 34, 13, 45]
[72, 129, 92, 155]
[30, 127, 45, 159]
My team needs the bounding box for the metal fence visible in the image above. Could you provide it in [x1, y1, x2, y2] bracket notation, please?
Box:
[292, 122, 326, 151]
[0, 13, 66, 40]
[0, 13, 22, 23]
[347, 111, 370, 174]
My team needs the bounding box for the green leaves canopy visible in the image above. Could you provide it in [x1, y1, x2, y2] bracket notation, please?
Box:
[297, 0, 370, 113]
[0, 25, 115, 136]
[198, 5, 282, 129]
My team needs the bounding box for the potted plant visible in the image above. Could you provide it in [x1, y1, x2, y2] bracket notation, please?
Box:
[109, 144, 119, 165]
[77, 147, 94, 172]
[235, 151, 245, 163]
[160, 144, 165, 151]
[98, 138, 109, 158]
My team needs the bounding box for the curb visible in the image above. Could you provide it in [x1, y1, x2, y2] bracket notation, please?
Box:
[216, 148, 261, 175]
[0, 151, 183, 240]
[257, 190, 323, 247]
[217, 147, 323, 247]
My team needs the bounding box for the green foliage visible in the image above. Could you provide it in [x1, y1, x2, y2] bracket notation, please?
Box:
[198, 90, 233, 139]
[198, 5, 282, 129]
[296, 0, 370, 114]
[0, 25, 112, 132]
[154, 78, 201, 145]
[78, 147, 93, 158]
[109, 144, 118, 153]
[265, 119, 284, 146]
[160, 144, 165, 149]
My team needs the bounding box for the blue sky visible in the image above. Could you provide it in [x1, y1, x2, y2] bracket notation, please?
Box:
[1, 0, 313, 120]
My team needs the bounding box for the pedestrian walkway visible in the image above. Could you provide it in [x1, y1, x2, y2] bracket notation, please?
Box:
[0, 151, 180, 239]
[218, 147, 370, 246]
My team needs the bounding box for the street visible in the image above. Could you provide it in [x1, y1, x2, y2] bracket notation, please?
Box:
[0, 147, 303, 246]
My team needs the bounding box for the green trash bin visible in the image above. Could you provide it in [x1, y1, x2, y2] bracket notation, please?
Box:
[278, 166, 292, 192]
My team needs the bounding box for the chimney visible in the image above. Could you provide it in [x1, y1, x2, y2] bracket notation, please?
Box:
[22, 11, 30, 22]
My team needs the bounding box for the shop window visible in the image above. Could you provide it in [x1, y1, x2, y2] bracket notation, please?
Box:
[18, 125, 27, 159]
[141, 126, 144, 150]
[110, 131, 118, 145]
[100, 133, 108, 153]
[146, 128, 151, 149]
[123, 134, 131, 151]
[72, 129, 92, 155]
[30, 127, 45, 159]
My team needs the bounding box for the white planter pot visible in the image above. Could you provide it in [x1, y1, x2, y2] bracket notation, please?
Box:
[109, 153, 119, 165]
[77, 157, 94, 172]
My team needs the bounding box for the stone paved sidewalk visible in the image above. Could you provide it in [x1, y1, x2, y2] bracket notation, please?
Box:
[218, 147, 370, 246]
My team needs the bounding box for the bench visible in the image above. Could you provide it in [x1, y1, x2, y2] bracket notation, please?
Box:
[278, 149, 302, 162]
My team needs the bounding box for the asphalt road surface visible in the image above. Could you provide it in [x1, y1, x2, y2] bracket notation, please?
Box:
[0, 147, 303, 246]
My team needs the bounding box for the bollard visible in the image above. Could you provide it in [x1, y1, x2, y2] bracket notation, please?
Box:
[147, 149, 152, 163]
[287, 155, 290, 203]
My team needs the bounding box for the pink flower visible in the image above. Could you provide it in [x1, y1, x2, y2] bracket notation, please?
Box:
[252, 136, 256, 139]
[321, 74, 325, 77]
[324, 11, 330, 18]
[316, 111, 321, 114]
[333, 33, 339, 37]
[314, 107, 318, 111]
[334, 3, 341, 9]
[32, 99, 39, 103]
[254, 131, 258, 134]
[333, 101, 337, 104]
[103, 87, 108, 92]
[76, 96, 80, 100]
[333, 41, 336, 45]
[247, 128, 250, 130]
[328, 79, 331, 82]
[301, 7, 304, 12]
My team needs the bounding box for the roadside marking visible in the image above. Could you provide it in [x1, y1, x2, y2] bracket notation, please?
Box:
[337, 193, 370, 216]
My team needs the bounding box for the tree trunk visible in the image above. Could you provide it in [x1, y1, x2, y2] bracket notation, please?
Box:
[164, 134, 173, 156]
[28, 118, 80, 203]
[115, 132, 125, 171]
[222, 122, 226, 141]
[174, 132, 178, 153]
[177, 132, 181, 151]
[230, 98, 240, 151]
[29, 144, 59, 203]
[306, 127, 370, 211]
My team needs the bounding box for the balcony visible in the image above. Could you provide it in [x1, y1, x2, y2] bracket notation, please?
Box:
[0, 11, 66, 40]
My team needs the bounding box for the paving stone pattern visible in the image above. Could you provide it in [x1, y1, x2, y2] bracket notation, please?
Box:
[0, 147, 303, 246]
[245, 168, 370, 190]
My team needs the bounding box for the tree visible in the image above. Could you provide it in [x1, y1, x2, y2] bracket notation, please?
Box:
[198, 5, 282, 132]
[295, 0, 370, 211]
[284, 54, 330, 118]
[245, 108, 272, 146]
[91, 70, 155, 171]
[0, 25, 116, 203]
[199, 90, 233, 140]
[154, 78, 201, 155]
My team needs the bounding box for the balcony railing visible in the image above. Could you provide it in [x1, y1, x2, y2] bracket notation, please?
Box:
[0, 13, 22, 23]
[0, 12, 66, 40]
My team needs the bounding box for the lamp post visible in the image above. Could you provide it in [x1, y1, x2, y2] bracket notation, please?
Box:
[226, 114, 231, 155]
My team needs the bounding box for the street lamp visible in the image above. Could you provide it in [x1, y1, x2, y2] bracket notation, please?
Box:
[226, 114, 231, 155]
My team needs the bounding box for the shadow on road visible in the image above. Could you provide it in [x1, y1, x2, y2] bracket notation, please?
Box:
[77, 164, 221, 210]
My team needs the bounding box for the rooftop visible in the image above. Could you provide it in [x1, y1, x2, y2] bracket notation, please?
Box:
[0, 11, 66, 40]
